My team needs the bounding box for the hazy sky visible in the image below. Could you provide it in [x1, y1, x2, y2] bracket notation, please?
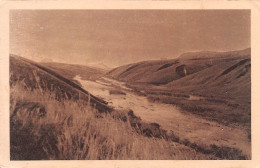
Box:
[10, 10, 250, 67]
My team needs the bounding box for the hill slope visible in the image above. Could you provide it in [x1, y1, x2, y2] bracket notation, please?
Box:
[107, 48, 250, 97]
[10, 54, 110, 112]
[166, 57, 251, 99]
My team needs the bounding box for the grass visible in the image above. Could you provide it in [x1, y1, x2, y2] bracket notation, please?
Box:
[147, 93, 251, 146]
[147, 94, 251, 130]
[10, 80, 210, 160]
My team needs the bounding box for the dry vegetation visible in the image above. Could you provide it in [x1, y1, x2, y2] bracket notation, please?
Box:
[10, 80, 209, 160]
[10, 55, 211, 160]
[147, 94, 250, 129]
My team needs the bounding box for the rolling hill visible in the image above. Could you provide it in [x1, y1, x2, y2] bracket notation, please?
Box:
[107, 48, 250, 98]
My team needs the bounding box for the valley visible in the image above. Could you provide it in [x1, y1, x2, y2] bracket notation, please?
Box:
[9, 48, 251, 160]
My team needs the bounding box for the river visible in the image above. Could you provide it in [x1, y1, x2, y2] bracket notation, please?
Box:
[74, 75, 251, 157]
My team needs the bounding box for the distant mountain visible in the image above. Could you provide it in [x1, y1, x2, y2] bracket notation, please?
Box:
[85, 62, 112, 71]
[179, 48, 250, 60]
[41, 62, 107, 82]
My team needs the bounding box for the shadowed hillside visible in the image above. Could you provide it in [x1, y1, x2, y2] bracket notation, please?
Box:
[10, 55, 110, 112]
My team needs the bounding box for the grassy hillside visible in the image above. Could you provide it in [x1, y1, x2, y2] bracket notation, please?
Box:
[10, 55, 221, 160]
[107, 48, 250, 86]
[166, 57, 251, 99]
[10, 55, 110, 112]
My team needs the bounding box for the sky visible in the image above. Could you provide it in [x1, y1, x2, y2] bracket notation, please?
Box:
[10, 10, 250, 68]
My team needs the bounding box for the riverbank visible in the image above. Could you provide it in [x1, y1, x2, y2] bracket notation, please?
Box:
[74, 75, 251, 158]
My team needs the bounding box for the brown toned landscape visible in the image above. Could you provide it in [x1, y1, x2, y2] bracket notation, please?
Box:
[10, 10, 251, 160]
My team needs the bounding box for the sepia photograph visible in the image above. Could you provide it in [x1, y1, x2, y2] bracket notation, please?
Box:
[9, 9, 251, 160]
